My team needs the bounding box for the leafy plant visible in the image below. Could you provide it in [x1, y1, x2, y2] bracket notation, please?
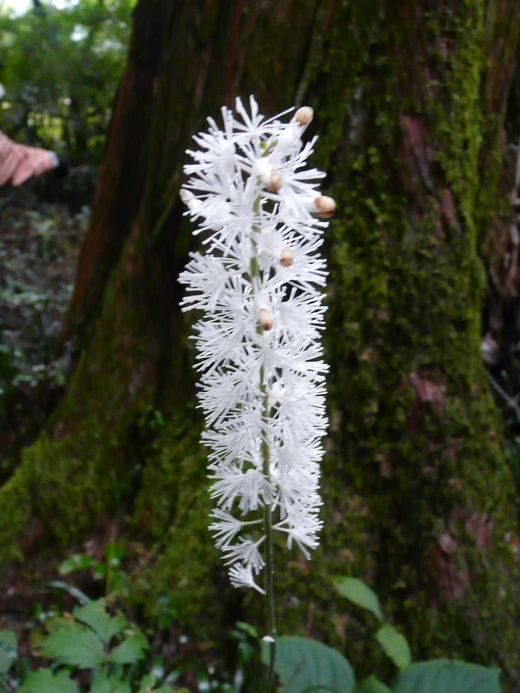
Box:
[333, 577, 411, 672]
[260, 577, 502, 693]
[268, 637, 355, 693]
[0, 629, 19, 691]
[1, 598, 185, 693]
[57, 540, 130, 597]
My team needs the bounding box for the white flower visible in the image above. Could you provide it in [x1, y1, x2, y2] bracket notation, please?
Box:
[179, 96, 334, 590]
[229, 563, 266, 594]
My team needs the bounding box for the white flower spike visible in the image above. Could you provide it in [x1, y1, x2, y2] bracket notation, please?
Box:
[179, 96, 334, 593]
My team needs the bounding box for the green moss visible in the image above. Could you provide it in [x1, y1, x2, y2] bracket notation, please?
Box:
[147, 486, 222, 638]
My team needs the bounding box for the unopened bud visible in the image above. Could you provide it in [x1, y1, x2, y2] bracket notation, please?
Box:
[280, 248, 294, 267]
[259, 308, 274, 331]
[294, 106, 314, 127]
[269, 169, 283, 192]
[314, 195, 336, 218]
[180, 188, 202, 212]
[255, 158, 283, 192]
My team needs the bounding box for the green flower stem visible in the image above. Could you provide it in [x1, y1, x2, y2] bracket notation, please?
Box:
[251, 193, 276, 693]
[263, 499, 277, 693]
[261, 373, 276, 693]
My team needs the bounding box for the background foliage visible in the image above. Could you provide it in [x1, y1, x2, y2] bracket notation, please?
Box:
[0, 0, 132, 471]
[0, 0, 134, 166]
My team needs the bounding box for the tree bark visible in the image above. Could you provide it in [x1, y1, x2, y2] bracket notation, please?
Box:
[2, 0, 520, 686]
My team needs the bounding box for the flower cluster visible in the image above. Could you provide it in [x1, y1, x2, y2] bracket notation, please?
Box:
[179, 96, 334, 593]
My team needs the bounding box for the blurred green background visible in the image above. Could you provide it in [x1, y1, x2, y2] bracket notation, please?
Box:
[0, 0, 134, 170]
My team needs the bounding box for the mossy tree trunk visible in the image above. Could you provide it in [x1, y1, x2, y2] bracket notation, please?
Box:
[2, 0, 520, 687]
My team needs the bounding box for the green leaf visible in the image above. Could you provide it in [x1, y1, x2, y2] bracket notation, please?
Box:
[73, 598, 126, 643]
[107, 680, 131, 693]
[109, 631, 149, 664]
[105, 541, 127, 564]
[91, 669, 130, 693]
[138, 673, 155, 693]
[394, 660, 501, 693]
[19, 668, 78, 693]
[375, 624, 411, 671]
[138, 673, 175, 693]
[0, 630, 17, 675]
[40, 622, 105, 668]
[47, 580, 91, 605]
[90, 673, 111, 693]
[333, 578, 383, 620]
[118, 683, 132, 693]
[0, 630, 17, 650]
[357, 675, 392, 692]
[58, 553, 101, 575]
[235, 621, 259, 639]
[261, 635, 355, 693]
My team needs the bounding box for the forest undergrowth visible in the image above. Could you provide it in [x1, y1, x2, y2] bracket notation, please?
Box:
[0, 187, 89, 468]
[1, 182, 520, 693]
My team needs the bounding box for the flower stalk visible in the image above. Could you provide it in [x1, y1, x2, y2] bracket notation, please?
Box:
[178, 97, 334, 690]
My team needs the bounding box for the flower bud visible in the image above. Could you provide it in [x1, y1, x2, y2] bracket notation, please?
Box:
[255, 158, 283, 192]
[180, 188, 202, 212]
[280, 248, 294, 267]
[258, 308, 274, 331]
[294, 106, 314, 127]
[269, 169, 283, 192]
[304, 195, 336, 218]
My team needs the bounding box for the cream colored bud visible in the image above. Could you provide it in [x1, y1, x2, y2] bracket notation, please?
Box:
[294, 106, 314, 126]
[259, 308, 274, 331]
[280, 248, 294, 267]
[255, 158, 283, 192]
[268, 169, 282, 192]
[315, 195, 336, 218]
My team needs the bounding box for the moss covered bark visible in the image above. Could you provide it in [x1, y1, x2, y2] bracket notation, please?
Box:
[1, 0, 520, 687]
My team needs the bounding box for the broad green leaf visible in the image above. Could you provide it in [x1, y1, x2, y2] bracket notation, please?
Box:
[109, 631, 149, 664]
[375, 624, 411, 671]
[73, 598, 126, 643]
[0, 630, 17, 674]
[40, 622, 105, 668]
[333, 578, 383, 620]
[357, 675, 392, 692]
[394, 660, 501, 693]
[58, 553, 100, 575]
[261, 635, 355, 693]
[19, 668, 78, 693]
